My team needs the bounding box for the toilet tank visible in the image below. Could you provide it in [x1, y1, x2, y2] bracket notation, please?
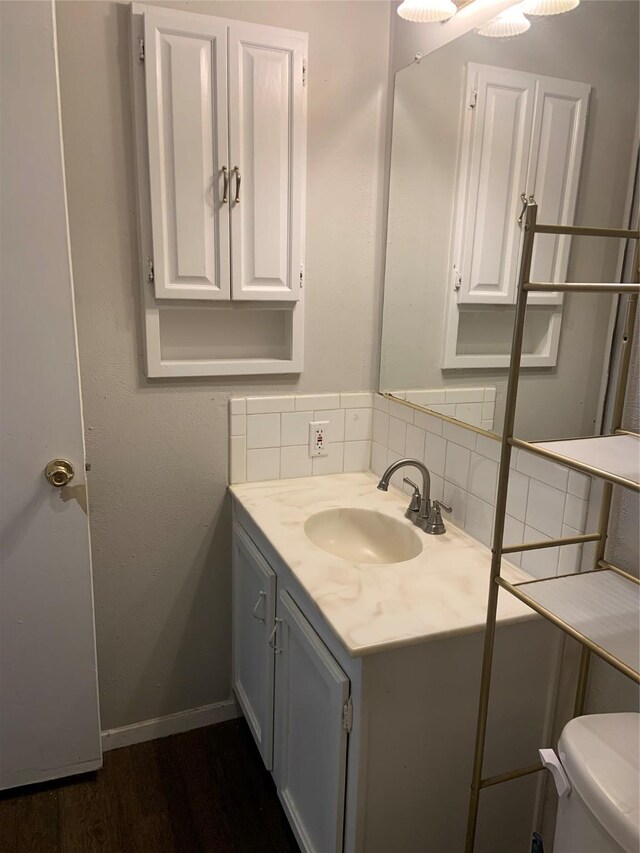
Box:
[552, 713, 639, 853]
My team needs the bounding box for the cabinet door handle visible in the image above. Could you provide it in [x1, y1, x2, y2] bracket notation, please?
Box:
[221, 166, 229, 204]
[233, 166, 241, 204]
[252, 590, 266, 623]
[268, 618, 282, 654]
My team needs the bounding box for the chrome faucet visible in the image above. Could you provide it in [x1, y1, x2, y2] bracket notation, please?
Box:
[377, 457, 452, 535]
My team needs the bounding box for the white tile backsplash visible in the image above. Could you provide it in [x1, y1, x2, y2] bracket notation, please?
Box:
[390, 386, 495, 429]
[229, 393, 593, 579]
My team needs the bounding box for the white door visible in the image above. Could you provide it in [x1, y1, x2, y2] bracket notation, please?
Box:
[142, 5, 230, 300]
[273, 592, 349, 853]
[232, 524, 276, 769]
[229, 21, 306, 302]
[0, 0, 101, 789]
[455, 64, 536, 304]
[526, 74, 590, 305]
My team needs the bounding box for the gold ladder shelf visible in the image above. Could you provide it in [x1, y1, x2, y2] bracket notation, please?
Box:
[464, 204, 640, 852]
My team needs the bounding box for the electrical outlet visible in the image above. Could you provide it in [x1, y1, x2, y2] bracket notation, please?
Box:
[309, 421, 329, 457]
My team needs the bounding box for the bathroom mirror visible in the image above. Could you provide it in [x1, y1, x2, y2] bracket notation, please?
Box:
[379, 0, 638, 440]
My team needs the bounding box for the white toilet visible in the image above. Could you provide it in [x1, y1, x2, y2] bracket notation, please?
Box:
[540, 713, 639, 853]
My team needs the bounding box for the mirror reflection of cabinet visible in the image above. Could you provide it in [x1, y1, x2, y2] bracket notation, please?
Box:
[444, 63, 590, 368]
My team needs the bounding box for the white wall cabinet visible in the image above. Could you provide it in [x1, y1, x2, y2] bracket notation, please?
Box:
[131, 5, 307, 376]
[231, 503, 557, 853]
[443, 63, 590, 369]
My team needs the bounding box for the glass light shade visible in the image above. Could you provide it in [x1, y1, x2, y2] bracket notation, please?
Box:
[521, 0, 579, 15]
[476, 5, 531, 37]
[397, 0, 457, 23]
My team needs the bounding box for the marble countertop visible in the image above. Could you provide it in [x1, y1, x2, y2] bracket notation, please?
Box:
[230, 472, 535, 657]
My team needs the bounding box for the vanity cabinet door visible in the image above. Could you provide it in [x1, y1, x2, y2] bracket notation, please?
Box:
[273, 592, 350, 853]
[232, 524, 276, 769]
[142, 6, 230, 300]
[228, 22, 307, 302]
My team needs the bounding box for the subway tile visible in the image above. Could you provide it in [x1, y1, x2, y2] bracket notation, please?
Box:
[424, 433, 447, 477]
[312, 443, 344, 475]
[406, 390, 446, 406]
[568, 470, 591, 500]
[482, 401, 494, 421]
[443, 421, 477, 451]
[455, 402, 483, 426]
[405, 424, 426, 460]
[468, 453, 498, 505]
[482, 420, 494, 431]
[558, 524, 583, 574]
[525, 479, 565, 539]
[414, 410, 444, 435]
[246, 448, 280, 482]
[445, 387, 484, 404]
[516, 450, 569, 491]
[388, 417, 407, 455]
[476, 434, 501, 462]
[247, 413, 280, 449]
[339, 392, 373, 409]
[282, 411, 313, 446]
[386, 449, 404, 489]
[443, 481, 467, 529]
[521, 526, 559, 578]
[280, 445, 312, 479]
[465, 494, 494, 547]
[343, 441, 371, 472]
[430, 473, 444, 502]
[372, 409, 390, 445]
[388, 399, 414, 424]
[371, 442, 388, 477]
[430, 404, 457, 416]
[229, 435, 246, 484]
[373, 394, 389, 413]
[344, 408, 372, 442]
[295, 393, 340, 411]
[230, 414, 246, 436]
[246, 395, 294, 414]
[503, 515, 524, 567]
[444, 442, 471, 490]
[506, 470, 529, 522]
[317, 409, 345, 443]
[230, 397, 246, 415]
[563, 493, 588, 532]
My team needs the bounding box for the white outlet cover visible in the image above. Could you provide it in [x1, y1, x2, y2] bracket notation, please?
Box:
[309, 420, 329, 457]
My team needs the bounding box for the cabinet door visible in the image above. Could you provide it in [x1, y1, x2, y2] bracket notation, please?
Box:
[526, 75, 590, 305]
[455, 64, 536, 304]
[232, 524, 276, 769]
[274, 592, 349, 853]
[229, 22, 307, 301]
[143, 7, 230, 300]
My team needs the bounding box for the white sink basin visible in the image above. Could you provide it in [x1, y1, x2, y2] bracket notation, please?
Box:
[304, 507, 422, 564]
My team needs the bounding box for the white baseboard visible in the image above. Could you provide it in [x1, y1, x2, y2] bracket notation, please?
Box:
[101, 698, 241, 752]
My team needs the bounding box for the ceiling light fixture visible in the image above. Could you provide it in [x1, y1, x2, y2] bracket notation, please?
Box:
[476, 4, 531, 37]
[521, 0, 579, 15]
[397, 0, 457, 23]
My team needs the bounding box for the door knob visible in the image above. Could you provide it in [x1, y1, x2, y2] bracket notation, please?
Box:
[44, 459, 75, 488]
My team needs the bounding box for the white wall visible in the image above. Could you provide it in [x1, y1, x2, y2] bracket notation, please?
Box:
[380, 0, 639, 439]
[56, 0, 391, 730]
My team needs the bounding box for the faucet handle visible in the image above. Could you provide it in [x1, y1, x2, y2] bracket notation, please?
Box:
[403, 477, 421, 513]
[433, 499, 452, 513]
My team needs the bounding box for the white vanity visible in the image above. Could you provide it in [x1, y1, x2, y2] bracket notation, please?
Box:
[231, 472, 556, 853]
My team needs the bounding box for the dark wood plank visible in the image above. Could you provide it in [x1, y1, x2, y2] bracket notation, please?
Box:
[0, 718, 299, 853]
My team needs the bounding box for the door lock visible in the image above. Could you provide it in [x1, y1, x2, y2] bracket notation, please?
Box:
[44, 459, 75, 488]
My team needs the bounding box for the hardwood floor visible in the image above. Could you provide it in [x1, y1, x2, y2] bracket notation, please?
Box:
[0, 719, 300, 853]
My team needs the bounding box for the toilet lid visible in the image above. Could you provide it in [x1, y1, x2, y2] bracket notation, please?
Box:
[558, 713, 640, 853]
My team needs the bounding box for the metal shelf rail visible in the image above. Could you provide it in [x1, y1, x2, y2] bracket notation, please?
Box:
[464, 203, 640, 852]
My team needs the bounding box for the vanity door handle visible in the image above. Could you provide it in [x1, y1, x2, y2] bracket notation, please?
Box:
[221, 166, 229, 204]
[268, 618, 282, 654]
[233, 166, 241, 204]
[252, 591, 266, 623]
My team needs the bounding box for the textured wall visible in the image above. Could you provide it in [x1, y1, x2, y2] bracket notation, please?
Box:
[56, 0, 391, 729]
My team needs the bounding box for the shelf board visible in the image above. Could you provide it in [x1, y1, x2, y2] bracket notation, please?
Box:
[510, 434, 640, 491]
[498, 569, 640, 682]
